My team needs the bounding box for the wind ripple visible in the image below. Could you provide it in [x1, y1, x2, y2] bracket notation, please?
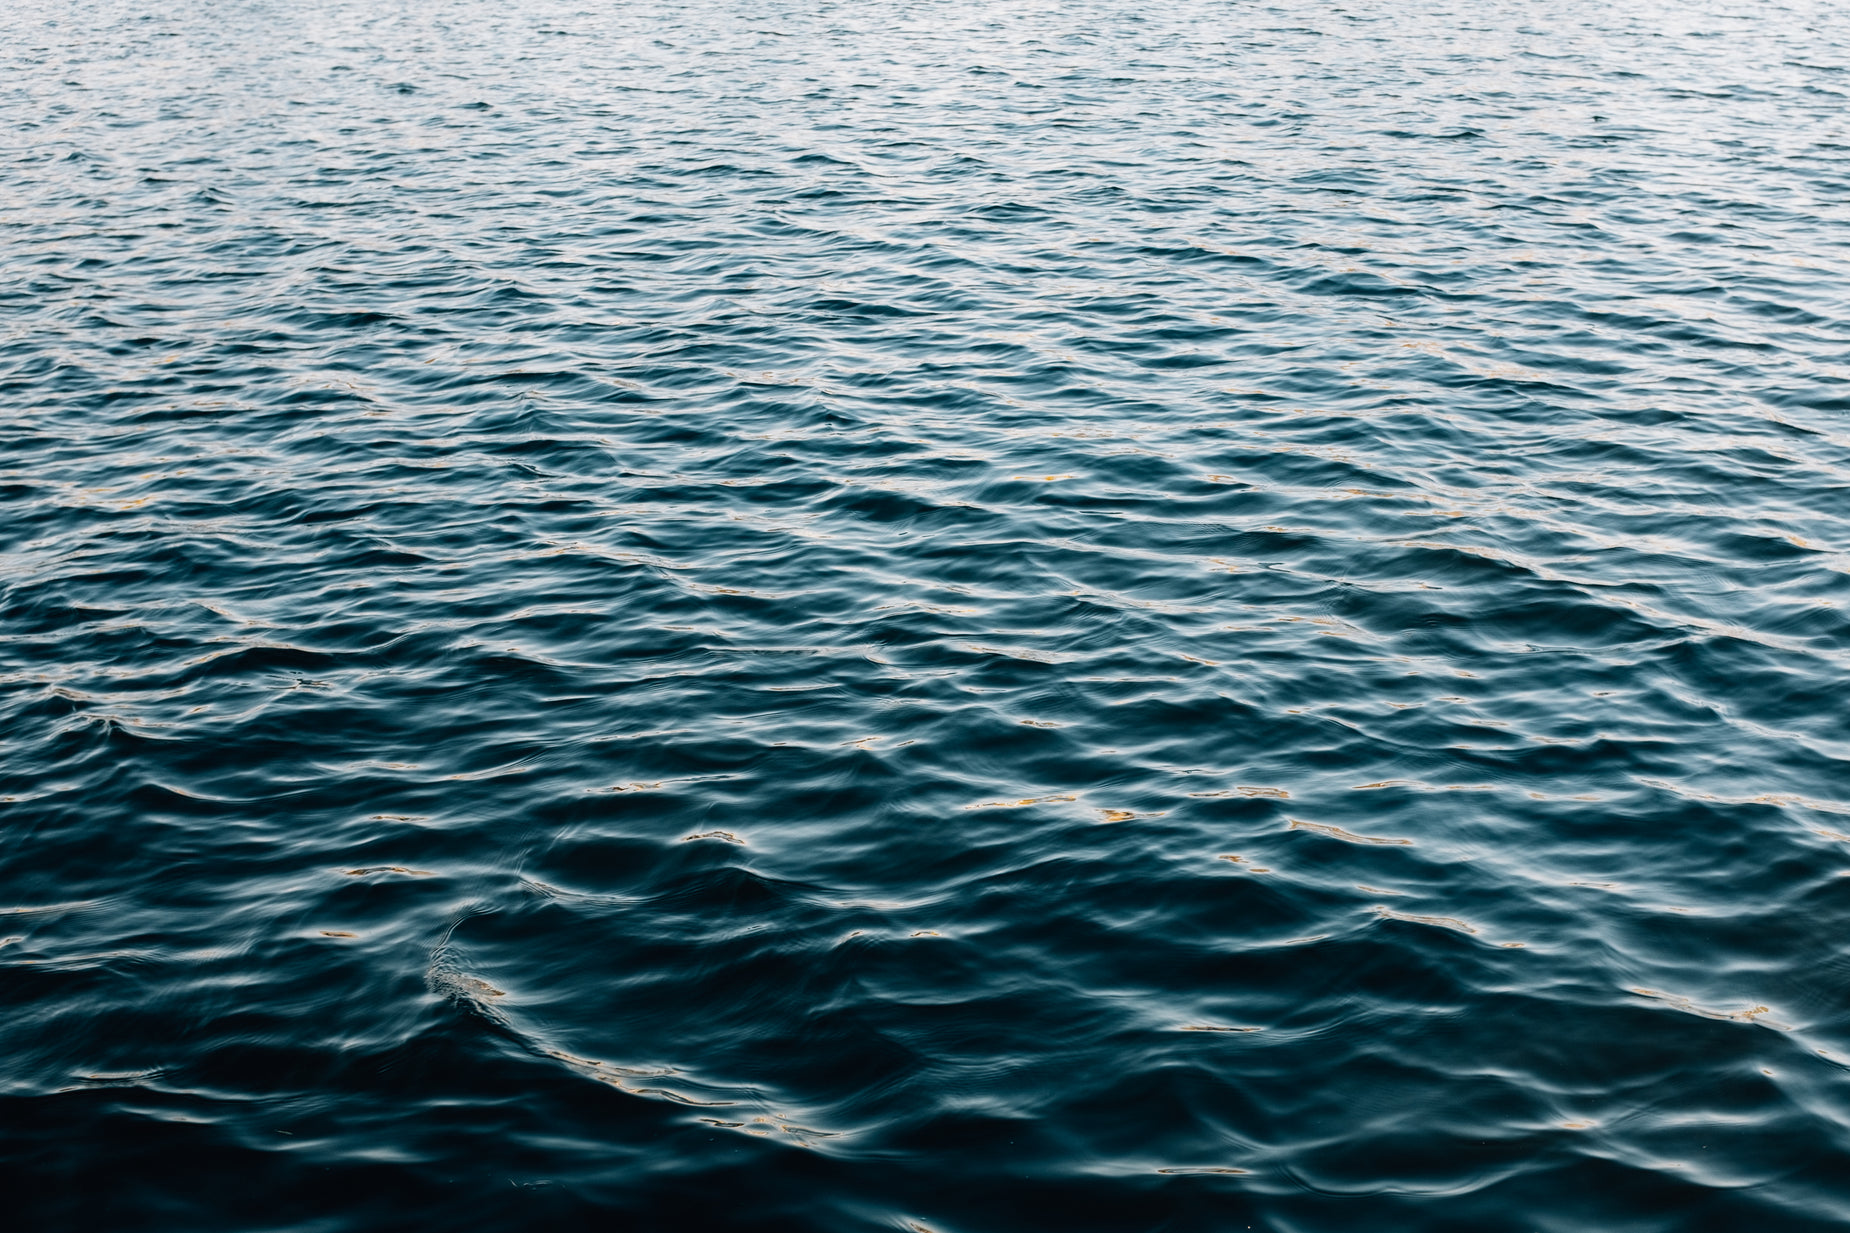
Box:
[3, 0, 1850, 1229]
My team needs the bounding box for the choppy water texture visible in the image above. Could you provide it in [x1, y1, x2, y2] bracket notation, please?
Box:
[6, 0, 1850, 1228]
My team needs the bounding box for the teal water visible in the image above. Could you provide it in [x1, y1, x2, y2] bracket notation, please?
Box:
[5, 0, 1850, 1229]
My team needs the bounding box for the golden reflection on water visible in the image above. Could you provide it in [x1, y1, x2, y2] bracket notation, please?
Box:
[1289, 819, 1412, 845]
[1374, 907, 1476, 934]
[966, 793, 1079, 809]
[1630, 989, 1788, 1029]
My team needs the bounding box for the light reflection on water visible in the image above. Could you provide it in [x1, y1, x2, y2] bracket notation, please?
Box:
[4, 0, 1850, 1228]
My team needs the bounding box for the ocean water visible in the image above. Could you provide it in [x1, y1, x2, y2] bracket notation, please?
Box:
[5, 0, 1850, 1228]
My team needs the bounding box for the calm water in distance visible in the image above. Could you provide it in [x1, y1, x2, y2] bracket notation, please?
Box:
[5, 0, 1850, 1229]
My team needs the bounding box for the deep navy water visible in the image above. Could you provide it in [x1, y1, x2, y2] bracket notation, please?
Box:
[6, 0, 1850, 1228]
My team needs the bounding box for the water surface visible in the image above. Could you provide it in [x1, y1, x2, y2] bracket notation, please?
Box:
[5, 0, 1850, 1228]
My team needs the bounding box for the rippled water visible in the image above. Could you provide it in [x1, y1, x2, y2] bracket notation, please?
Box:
[6, 0, 1850, 1227]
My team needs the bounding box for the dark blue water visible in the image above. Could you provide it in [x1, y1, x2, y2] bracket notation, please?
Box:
[6, 0, 1850, 1228]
